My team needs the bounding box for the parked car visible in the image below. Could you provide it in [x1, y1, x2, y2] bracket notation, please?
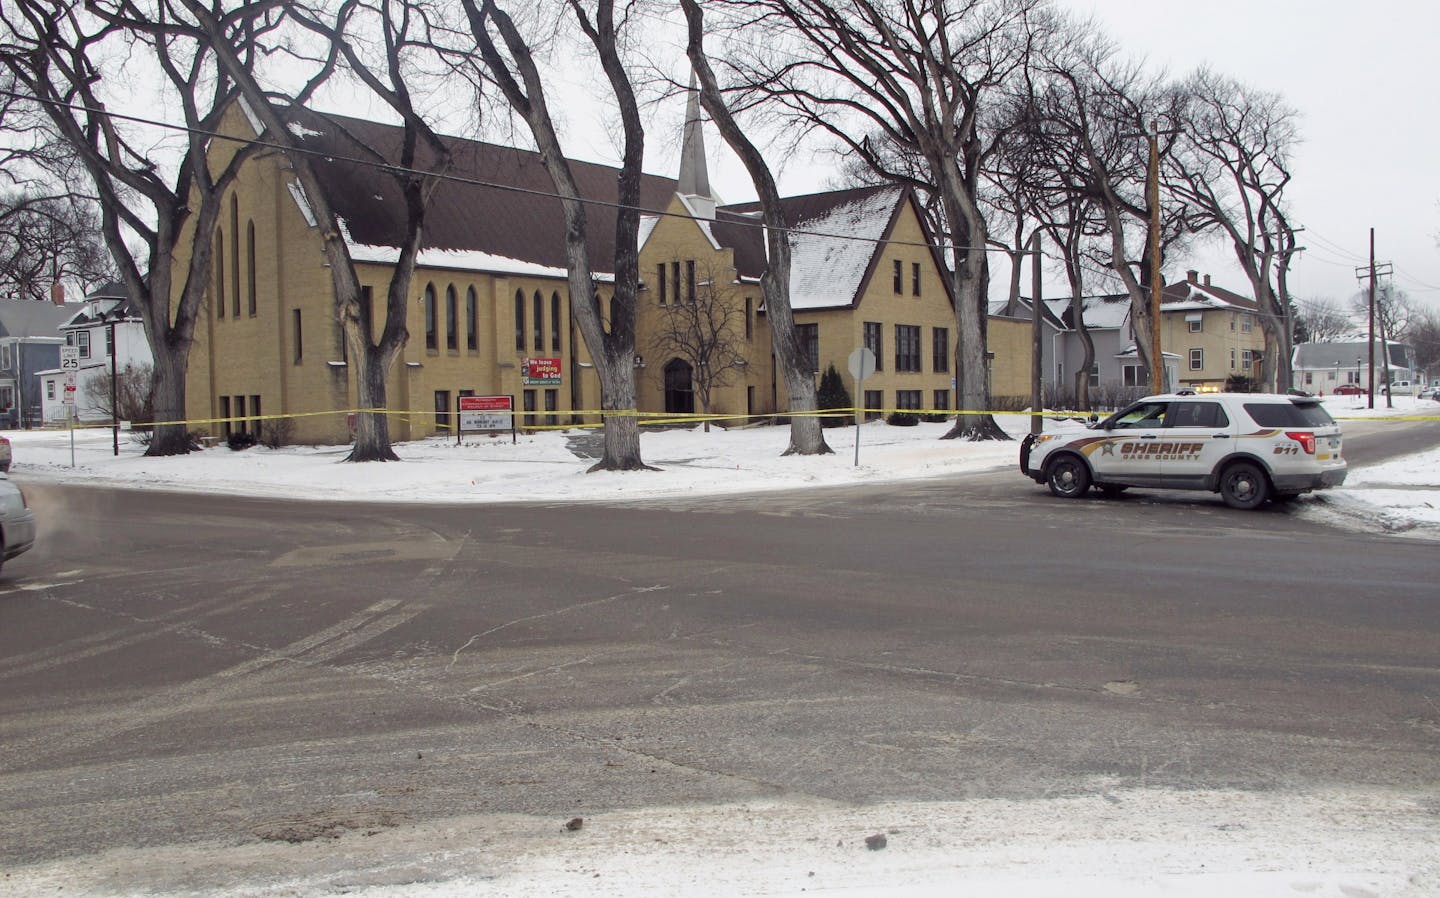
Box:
[1331, 383, 1366, 396]
[1383, 380, 1415, 396]
[0, 473, 35, 572]
[1019, 392, 1347, 510]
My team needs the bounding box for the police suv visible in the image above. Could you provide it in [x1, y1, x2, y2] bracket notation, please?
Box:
[1020, 392, 1347, 510]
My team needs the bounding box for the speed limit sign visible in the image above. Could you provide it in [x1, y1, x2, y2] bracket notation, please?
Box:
[60, 346, 80, 370]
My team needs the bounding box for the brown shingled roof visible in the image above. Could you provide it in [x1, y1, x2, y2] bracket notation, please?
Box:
[289, 110, 678, 274]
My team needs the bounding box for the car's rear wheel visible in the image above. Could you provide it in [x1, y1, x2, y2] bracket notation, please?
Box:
[1045, 455, 1091, 499]
[1220, 461, 1269, 510]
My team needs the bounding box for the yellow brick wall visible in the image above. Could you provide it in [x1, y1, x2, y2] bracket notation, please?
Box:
[986, 317, 1035, 405]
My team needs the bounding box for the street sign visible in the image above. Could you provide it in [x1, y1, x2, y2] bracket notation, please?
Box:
[60, 346, 80, 371]
[62, 371, 77, 406]
[847, 347, 876, 381]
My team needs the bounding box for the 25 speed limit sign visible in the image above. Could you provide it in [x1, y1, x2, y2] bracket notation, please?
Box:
[60, 346, 80, 370]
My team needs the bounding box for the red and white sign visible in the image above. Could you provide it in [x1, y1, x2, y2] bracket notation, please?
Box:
[459, 395, 513, 432]
[522, 357, 562, 385]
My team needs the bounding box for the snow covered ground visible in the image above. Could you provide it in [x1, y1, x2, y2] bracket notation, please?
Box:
[10, 395, 1440, 536]
[4, 395, 1438, 897]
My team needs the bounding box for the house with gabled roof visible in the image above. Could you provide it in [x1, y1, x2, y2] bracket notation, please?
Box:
[36, 281, 151, 426]
[0, 289, 88, 428]
[176, 95, 1029, 443]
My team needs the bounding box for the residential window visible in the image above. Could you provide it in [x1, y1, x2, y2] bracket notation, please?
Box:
[657, 263, 667, 304]
[551, 293, 562, 351]
[686, 260, 696, 304]
[533, 290, 544, 352]
[933, 389, 950, 412]
[434, 390, 450, 433]
[514, 289, 525, 351]
[797, 323, 819, 374]
[219, 395, 231, 438]
[46, 381, 55, 400]
[896, 390, 921, 410]
[1241, 349, 1253, 370]
[932, 327, 949, 373]
[105, 326, 114, 358]
[523, 388, 536, 427]
[424, 284, 437, 351]
[1230, 348, 1236, 370]
[1089, 364, 1100, 388]
[446, 285, 458, 351]
[1189, 348, 1204, 370]
[895, 324, 921, 372]
[892, 259, 902, 294]
[1304, 371, 1313, 386]
[292, 309, 302, 363]
[1122, 365, 1149, 387]
[246, 220, 257, 316]
[1241, 314, 1253, 333]
[864, 321, 883, 371]
[912, 262, 921, 296]
[467, 287, 479, 351]
[545, 388, 558, 426]
[77, 330, 91, 360]
[1, 344, 11, 370]
[1187, 316, 1202, 333]
[863, 389, 883, 421]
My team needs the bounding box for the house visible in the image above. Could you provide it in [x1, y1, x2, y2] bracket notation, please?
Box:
[1292, 339, 1417, 395]
[1004, 269, 1267, 403]
[0, 287, 89, 428]
[37, 281, 152, 425]
[174, 97, 1027, 444]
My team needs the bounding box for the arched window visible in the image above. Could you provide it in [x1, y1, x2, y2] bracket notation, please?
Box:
[229, 194, 240, 317]
[514, 289, 525, 351]
[423, 283, 437, 350]
[246, 220, 257, 316]
[533, 290, 544, 352]
[551, 292, 561, 352]
[466, 286, 478, 351]
[445, 285, 458, 350]
[214, 229, 226, 318]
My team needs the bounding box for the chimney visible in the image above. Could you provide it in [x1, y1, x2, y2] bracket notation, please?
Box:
[1203, 274, 1211, 287]
[50, 282, 65, 305]
[1186, 269, 1199, 284]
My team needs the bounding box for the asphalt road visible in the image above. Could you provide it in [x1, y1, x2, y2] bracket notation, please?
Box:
[1, 419, 1438, 879]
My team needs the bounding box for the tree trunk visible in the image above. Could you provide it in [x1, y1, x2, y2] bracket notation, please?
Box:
[347, 343, 400, 462]
[942, 191, 1007, 442]
[146, 341, 192, 455]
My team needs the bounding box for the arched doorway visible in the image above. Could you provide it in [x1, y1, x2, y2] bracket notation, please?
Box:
[663, 359, 694, 414]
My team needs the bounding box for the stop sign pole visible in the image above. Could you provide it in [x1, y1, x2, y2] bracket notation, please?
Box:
[847, 347, 876, 467]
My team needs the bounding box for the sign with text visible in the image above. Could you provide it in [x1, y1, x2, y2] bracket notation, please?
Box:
[521, 357, 562, 385]
[459, 394, 514, 433]
[60, 346, 80, 371]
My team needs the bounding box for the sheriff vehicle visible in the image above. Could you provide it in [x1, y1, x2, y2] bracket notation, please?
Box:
[1019, 392, 1347, 510]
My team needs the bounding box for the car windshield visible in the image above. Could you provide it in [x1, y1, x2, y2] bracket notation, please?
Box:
[1244, 401, 1336, 428]
[1107, 401, 1168, 429]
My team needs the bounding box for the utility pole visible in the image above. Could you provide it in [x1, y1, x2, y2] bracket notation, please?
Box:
[1030, 230, 1044, 436]
[1355, 233, 1393, 411]
[1147, 121, 1164, 393]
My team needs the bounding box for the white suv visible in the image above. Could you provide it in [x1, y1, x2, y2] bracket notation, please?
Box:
[1020, 393, 1347, 510]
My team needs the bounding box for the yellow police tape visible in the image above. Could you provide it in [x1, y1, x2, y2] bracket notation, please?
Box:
[69, 404, 1440, 435]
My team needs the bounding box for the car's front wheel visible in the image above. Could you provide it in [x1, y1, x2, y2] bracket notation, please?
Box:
[1045, 455, 1091, 499]
[1220, 461, 1269, 510]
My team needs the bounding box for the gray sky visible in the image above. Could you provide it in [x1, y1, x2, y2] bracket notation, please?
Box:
[658, 0, 1440, 312]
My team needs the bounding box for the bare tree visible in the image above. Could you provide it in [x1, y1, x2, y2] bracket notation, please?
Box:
[647, 259, 749, 432]
[723, 0, 1045, 441]
[0, 192, 115, 300]
[81, 361, 153, 423]
[181, 0, 454, 462]
[0, 0, 263, 454]
[1294, 296, 1352, 343]
[1170, 69, 1300, 391]
[460, 0, 651, 471]
[680, 0, 830, 454]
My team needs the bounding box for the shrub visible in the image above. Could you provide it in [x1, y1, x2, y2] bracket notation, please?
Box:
[886, 411, 919, 426]
[227, 431, 258, 451]
[257, 417, 295, 449]
[920, 412, 949, 423]
[816, 363, 853, 428]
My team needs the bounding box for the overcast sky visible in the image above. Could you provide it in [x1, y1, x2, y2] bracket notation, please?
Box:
[627, 0, 1440, 314]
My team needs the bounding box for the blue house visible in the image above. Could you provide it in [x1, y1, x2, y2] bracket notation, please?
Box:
[0, 292, 89, 428]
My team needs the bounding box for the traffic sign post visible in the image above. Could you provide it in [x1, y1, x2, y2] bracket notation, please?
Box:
[847, 347, 877, 467]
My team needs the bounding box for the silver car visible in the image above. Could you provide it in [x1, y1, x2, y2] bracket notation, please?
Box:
[0, 474, 35, 572]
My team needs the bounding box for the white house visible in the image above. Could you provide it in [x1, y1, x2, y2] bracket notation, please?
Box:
[38, 282, 152, 425]
[1292, 339, 1418, 395]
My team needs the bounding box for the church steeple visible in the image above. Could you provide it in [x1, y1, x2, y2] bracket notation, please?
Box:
[676, 78, 715, 220]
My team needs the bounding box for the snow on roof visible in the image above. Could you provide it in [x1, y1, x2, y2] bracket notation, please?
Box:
[346, 242, 589, 282]
[1080, 296, 1132, 330]
[787, 187, 900, 310]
